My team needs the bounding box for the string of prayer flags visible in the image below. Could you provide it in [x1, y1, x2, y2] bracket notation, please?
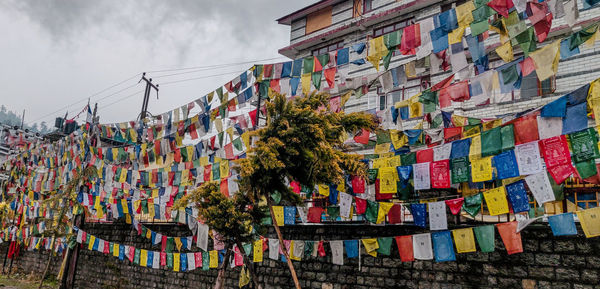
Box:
[432, 231, 456, 262]
[412, 233, 434, 260]
[496, 221, 523, 255]
[483, 186, 509, 215]
[452, 228, 477, 253]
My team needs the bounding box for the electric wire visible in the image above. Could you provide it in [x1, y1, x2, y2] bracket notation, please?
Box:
[144, 56, 287, 73]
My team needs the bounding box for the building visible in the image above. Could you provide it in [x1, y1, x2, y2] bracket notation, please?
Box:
[276, 0, 600, 215]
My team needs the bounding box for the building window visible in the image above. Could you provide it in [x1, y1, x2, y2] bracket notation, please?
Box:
[521, 73, 556, 99]
[305, 6, 333, 35]
[364, 0, 374, 13]
[378, 87, 386, 111]
[311, 41, 344, 56]
[373, 20, 412, 37]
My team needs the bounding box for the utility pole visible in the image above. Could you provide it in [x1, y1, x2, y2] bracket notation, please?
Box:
[138, 73, 159, 121]
[20, 110, 25, 130]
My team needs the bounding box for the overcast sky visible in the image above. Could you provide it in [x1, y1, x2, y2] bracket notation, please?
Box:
[0, 0, 316, 127]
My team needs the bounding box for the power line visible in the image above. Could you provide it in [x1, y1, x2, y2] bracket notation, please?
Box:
[27, 73, 141, 125]
[98, 89, 146, 110]
[145, 56, 287, 74]
[159, 70, 247, 86]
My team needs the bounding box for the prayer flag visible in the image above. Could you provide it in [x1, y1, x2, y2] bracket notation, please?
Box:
[577, 207, 600, 238]
[474, 225, 496, 252]
[548, 213, 577, 236]
[412, 233, 434, 260]
[432, 231, 456, 262]
[452, 228, 477, 253]
[395, 236, 415, 262]
[496, 221, 523, 255]
[428, 201, 448, 230]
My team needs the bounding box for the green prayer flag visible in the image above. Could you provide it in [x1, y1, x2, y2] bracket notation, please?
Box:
[212, 163, 220, 180]
[233, 138, 243, 151]
[383, 51, 393, 70]
[548, 172, 564, 201]
[481, 127, 502, 157]
[202, 251, 210, 270]
[423, 100, 437, 113]
[216, 87, 223, 100]
[303, 57, 314, 74]
[468, 117, 482, 125]
[463, 193, 482, 217]
[501, 124, 515, 151]
[569, 24, 598, 50]
[142, 200, 149, 214]
[505, 11, 527, 39]
[243, 243, 252, 255]
[166, 237, 175, 253]
[515, 28, 536, 56]
[376, 131, 392, 144]
[397, 181, 413, 200]
[377, 237, 393, 255]
[470, 20, 489, 36]
[472, 5, 493, 22]
[304, 241, 314, 257]
[327, 206, 340, 220]
[367, 169, 379, 184]
[271, 191, 282, 205]
[400, 152, 416, 166]
[569, 128, 600, 163]
[451, 157, 471, 184]
[259, 81, 269, 99]
[384, 30, 402, 50]
[134, 248, 141, 265]
[365, 200, 379, 223]
[419, 89, 437, 102]
[500, 64, 519, 85]
[312, 71, 322, 90]
[474, 225, 495, 252]
[473, 0, 491, 7]
[576, 159, 598, 179]
[432, 114, 443, 129]
[316, 54, 329, 68]
[218, 131, 224, 147]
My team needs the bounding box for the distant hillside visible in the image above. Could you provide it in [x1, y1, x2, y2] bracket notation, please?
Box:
[0, 105, 51, 134]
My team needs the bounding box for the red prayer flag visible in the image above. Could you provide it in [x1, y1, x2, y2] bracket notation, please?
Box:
[248, 109, 258, 128]
[444, 127, 463, 142]
[445, 198, 465, 215]
[526, 1, 548, 24]
[263, 64, 273, 78]
[548, 164, 575, 184]
[270, 79, 280, 93]
[513, 115, 539, 145]
[445, 81, 470, 102]
[354, 128, 371, 144]
[400, 23, 421, 55]
[317, 241, 326, 257]
[329, 96, 341, 113]
[375, 179, 394, 200]
[354, 197, 367, 214]
[534, 14, 553, 43]
[194, 252, 202, 266]
[520, 57, 536, 76]
[224, 143, 234, 160]
[387, 204, 403, 224]
[430, 160, 451, 188]
[496, 221, 523, 255]
[220, 179, 229, 198]
[324, 67, 336, 88]
[431, 74, 455, 92]
[290, 181, 301, 194]
[313, 56, 323, 72]
[351, 176, 365, 194]
[539, 135, 572, 168]
[395, 235, 415, 262]
[416, 149, 434, 163]
[307, 207, 324, 223]
[203, 165, 212, 182]
[487, 0, 514, 18]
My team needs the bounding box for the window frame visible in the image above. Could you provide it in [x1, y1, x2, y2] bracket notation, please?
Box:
[363, 0, 374, 13]
[311, 41, 345, 56]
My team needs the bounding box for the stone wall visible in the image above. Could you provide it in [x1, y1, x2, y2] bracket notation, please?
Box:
[4, 222, 600, 289]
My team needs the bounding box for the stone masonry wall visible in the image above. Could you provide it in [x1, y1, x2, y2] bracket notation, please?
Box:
[4, 222, 600, 289]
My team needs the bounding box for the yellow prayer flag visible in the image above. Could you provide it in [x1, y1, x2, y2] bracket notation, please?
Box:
[471, 156, 493, 182]
[591, 98, 600, 127]
[125, 213, 132, 224]
[529, 40, 561, 81]
[377, 202, 395, 224]
[577, 207, 600, 238]
[88, 236, 95, 251]
[173, 253, 180, 272]
[452, 115, 467, 127]
[301, 73, 312, 95]
[145, 228, 152, 239]
[464, 126, 481, 138]
[390, 130, 407, 150]
[272, 206, 285, 226]
[589, 78, 600, 100]
[318, 184, 330, 197]
[372, 158, 387, 169]
[374, 143, 391, 154]
[496, 41, 514, 63]
[409, 98, 423, 118]
[469, 134, 482, 160]
[253, 239, 263, 262]
[239, 266, 251, 287]
[209, 250, 219, 268]
[366, 36, 388, 71]
[456, 1, 475, 27]
[378, 167, 399, 194]
[140, 249, 148, 267]
[220, 161, 230, 179]
[200, 156, 209, 166]
[361, 238, 379, 257]
[113, 244, 120, 257]
[121, 199, 129, 214]
[337, 179, 346, 193]
[448, 27, 466, 44]
[175, 237, 183, 251]
[482, 119, 502, 131]
[483, 186, 509, 216]
[387, 156, 401, 167]
[452, 228, 476, 253]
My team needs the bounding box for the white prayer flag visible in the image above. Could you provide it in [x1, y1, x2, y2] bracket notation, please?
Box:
[537, 116, 563, 139]
[330, 240, 344, 265]
[515, 141, 544, 175]
[76, 230, 83, 244]
[428, 201, 448, 231]
[187, 252, 196, 270]
[412, 233, 433, 260]
[434, 143, 452, 161]
[297, 206, 308, 223]
[339, 192, 353, 219]
[196, 223, 209, 251]
[413, 162, 431, 190]
[269, 238, 280, 260]
[525, 172, 556, 206]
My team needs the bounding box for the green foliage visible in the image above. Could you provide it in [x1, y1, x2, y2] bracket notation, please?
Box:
[237, 91, 377, 207]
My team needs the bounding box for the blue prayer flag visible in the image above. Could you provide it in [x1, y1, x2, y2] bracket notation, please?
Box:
[505, 180, 530, 213]
[566, 84, 590, 106]
[284, 206, 296, 225]
[541, 96, 567, 117]
[290, 78, 300, 96]
[147, 251, 154, 267]
[411, 203, 427, 228]
[560, 38, 580, 59]
[397, 166, 413, 188]
[430, 27, 449, 53]
[291, 59, 303, 77]
[281, 61, 292, 78]
[344, 240, 359, 258]
[337, 48, 349, 65]
[432, 231, 456, 262]
[450, 138, 471, 159]
[493, 150, 520, 180]
[548, 213, 577, 236]
[181, 253, 188, 271]
[562, 102, 588, 135]
[352, 43, 366, 54]
[435, 9, 458, 33]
